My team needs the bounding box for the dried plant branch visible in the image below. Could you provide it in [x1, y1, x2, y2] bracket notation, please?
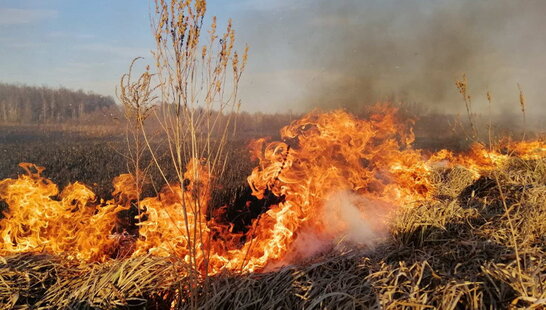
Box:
[117, 58, 159, 218]
[118, 0, 248, 307]
[456, 74, 479, 140]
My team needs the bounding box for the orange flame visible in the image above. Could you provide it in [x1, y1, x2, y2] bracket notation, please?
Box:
[0, 163, 125, 261]
[0, 108, 544, 274]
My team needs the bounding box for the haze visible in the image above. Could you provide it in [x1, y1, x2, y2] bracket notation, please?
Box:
[1, 0, 545, 115]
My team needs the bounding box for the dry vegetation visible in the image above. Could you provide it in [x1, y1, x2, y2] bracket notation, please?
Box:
[0, 154, 545, 309]
[1, 1, 545, 309]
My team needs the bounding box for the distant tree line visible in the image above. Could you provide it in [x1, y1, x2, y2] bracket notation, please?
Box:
[0, 83, 117, 123]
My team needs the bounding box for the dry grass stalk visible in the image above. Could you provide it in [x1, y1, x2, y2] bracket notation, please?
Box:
[455, 74, 478, 140]
[517, 83, 527, 140]
[116, 0, 248, 307]
[117, 57, 158, 211]
[457, 77, 531, 303]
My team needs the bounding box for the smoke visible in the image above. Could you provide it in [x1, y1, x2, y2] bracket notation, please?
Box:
[271, 190, 393, 268]
[235, 0, 546, 118]
[321, 190, 392, 248]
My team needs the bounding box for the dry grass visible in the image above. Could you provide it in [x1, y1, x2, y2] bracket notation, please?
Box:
[1, 156, 544, 309]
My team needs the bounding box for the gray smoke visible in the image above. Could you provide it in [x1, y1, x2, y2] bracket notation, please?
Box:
[265, 190, 392, 270]
[233, 0, 546, 119]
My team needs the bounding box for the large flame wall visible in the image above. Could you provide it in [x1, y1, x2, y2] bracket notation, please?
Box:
[0, 107, 544, 275]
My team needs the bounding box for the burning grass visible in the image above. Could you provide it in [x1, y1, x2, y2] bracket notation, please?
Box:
[3, 0, 544, 307]
[1, 156, 545, 309]
[0, 107, 545, 309]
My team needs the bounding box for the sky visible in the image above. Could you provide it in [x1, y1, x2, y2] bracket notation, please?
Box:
[1, 0, 545, 115]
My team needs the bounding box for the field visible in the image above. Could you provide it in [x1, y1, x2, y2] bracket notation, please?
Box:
[1, 0, 545, 308]
[0, 125, 252, 199]
[0, 114, 545, 309]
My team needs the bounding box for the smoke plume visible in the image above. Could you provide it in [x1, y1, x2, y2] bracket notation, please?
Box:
[235, 0, 546, 119]
[271, 190, 393, 267]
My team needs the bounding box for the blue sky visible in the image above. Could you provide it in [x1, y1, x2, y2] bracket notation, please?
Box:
[0, 1, 151, 97]
[0, 0, 307, 112]
[1, 0, 545, 115]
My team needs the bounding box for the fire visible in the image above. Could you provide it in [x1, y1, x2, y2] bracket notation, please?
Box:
[133, 158, 212, 261]
[0, 163, 125, 261]
[0, 107, 544, 275]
